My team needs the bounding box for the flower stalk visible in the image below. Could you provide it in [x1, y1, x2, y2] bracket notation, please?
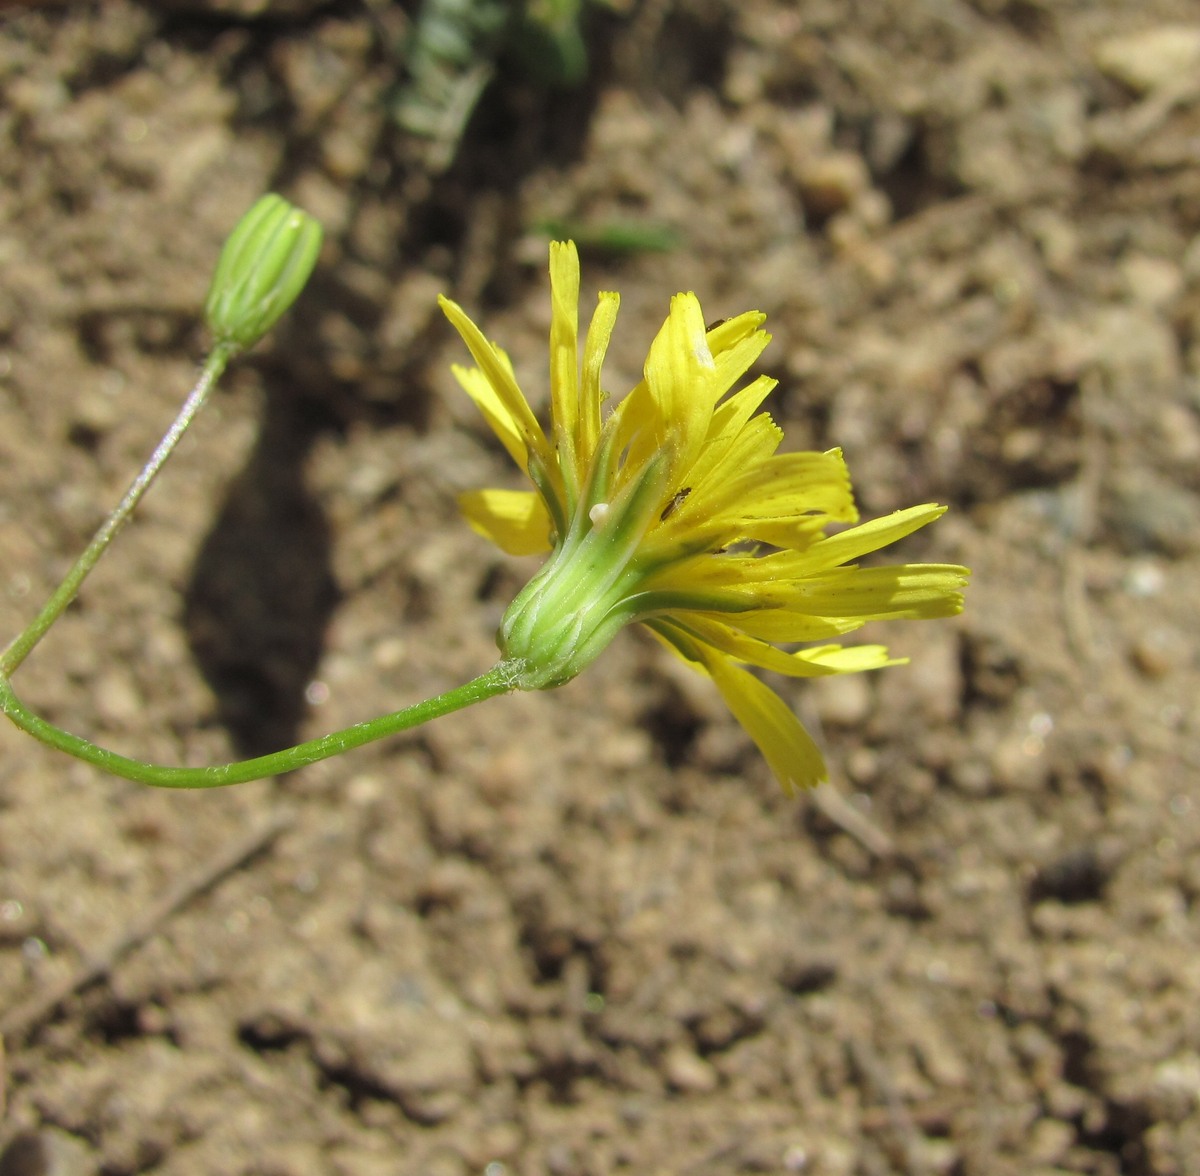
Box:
[0, 221, 968, 793]
[0, 665, 516, 788]
[0, 347, 232, 678]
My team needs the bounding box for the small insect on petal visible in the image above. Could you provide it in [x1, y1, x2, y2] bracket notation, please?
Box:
[660, 487, 691, 521]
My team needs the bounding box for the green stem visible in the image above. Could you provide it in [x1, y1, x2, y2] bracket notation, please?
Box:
[0, 345, 236, 677]
[0, 662, 518, 788]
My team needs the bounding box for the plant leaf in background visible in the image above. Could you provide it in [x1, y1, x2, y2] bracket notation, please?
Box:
[392, 0, 601, 171]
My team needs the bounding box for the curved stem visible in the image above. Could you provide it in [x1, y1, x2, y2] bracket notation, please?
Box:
[0, 662, 518, 789]
[0, 345, 236, 677]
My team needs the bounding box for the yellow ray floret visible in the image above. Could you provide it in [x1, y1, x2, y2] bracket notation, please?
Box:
[458, 488, 552, 556]
[441, 241, 969, 791]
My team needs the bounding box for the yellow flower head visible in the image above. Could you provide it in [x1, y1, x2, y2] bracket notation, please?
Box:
[439, 243, 969, 792]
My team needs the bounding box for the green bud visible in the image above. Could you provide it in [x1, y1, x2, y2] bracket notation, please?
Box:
[204, 194, 323, 352]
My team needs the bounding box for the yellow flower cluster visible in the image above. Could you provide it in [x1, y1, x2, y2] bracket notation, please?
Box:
[440, 243, 968, 792]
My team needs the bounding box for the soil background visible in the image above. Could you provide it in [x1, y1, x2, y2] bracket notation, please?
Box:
[1, 2, 1199, 1174]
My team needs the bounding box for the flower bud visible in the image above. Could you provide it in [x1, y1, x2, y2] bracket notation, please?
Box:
[204, 194, 323, 352]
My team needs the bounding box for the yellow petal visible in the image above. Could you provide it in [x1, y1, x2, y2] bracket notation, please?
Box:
[702, 312, 774, 420]
[799, 504, 950, 573]
[711, 324, 772, 402]
[740, 517, 843, 550]
[579, 290, 619, 468]
[637, 554, 966, 641]
[644, 413, 781, 557]
[657, 445, 856, 552]
[548, 241, 581, 489]
[615, 310, 773, 500]
[784, 564, 970, 620]
[708, 448, 858, 530]
[705, 309, 766, 355]
[668, 412, 783, 522]
[704, 652, 828, 793]
[646, 622, 828, 792]
[692, 608, 866, 642]
[452, 363, 527, 471]
[638, 292, 718, 478]
[439, 294, 557, 485]
[667, 615, 902, 677]
[634, 551, 827, 619]
[458, 488, 553, 556]
[703, 374, 778, 455]
[797, 644, 906, 673]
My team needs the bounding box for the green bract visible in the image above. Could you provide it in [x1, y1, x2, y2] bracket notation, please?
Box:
[204, 194, 323, 352]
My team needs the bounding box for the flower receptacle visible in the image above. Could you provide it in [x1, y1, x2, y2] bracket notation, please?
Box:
[498, 449, 672, 690]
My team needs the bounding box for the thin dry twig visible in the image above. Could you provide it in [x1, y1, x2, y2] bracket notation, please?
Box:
[799, 700, 894, 858]
[1061, 417, 1104, 669]
[1061, 547, 1096, 668]
[1, 811, 293, 1044]
[809, 784, 895, 858]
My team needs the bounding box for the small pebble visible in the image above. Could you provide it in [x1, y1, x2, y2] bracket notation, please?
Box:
[1094, 25, 1200, 94]
[797, 152, 871, 218]
[1121, 255, 1183, 309]
[0, 1128, 95, 1176]
[1123, 560, 1165, 597]
[663, 1043, 719, 1093]
[1130, 630, 1176, 679]
[93, 667, 143, 725]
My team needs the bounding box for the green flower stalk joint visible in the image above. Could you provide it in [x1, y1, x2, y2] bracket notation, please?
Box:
[0, 207, 968, 794]
[204, 193, 323, 354]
